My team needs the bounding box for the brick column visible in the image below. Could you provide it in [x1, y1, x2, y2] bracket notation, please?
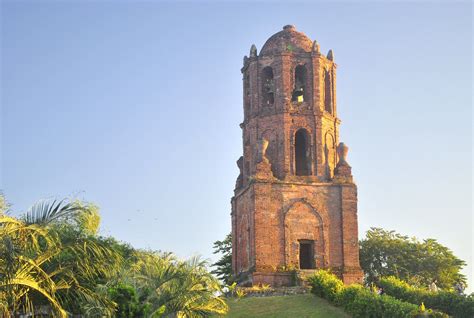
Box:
[340, 184, 364, 284]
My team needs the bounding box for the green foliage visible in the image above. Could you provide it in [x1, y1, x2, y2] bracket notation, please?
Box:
[211, 233, 233, 284]
[379, 276, 474, 318]
[308, 270, 448, 318]
[235, 288, 247, 299]
[0, 215, 67, 316]
[259, 283, 271, 292]
[235, 289, 246, 299]
[108, 283, 143, 318]
[129, 251, 228, 317]
[337, 286, 418, 318]
[0, 198, 119, 317]
[359, 227, 467, 289]
[307, 270, 344, 302]
[0, 196, 229, 318]
[73, 200, 101, 235]
[235, 283, 274, 297]
[226, 282, 237, 296]
[43, 202, 122, 315]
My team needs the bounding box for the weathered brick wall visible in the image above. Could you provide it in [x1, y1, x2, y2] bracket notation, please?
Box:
[252, 182, 344, 271]
[233, 180, 362, 281]
[252, 272, 293, 287]
[231, 187, 255, 274]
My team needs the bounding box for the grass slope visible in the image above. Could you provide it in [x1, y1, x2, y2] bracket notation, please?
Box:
[223, 294, 349, 318]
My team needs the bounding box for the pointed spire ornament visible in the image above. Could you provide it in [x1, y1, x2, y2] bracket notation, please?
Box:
[250, 44, 257, 58]
[312, 40, 320, 53]
[327, 49, 334, 61]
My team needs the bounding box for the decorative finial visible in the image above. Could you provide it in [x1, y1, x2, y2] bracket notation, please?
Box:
[237, 156, 244, 170]
[254, 138, 274, 179]
[257, 138, 269, 163]
[283, 25, 296, 31]
[334, 142, 352, 181]
[327, 49, 334, 61]
[235, 156, 244, 189]
[336, 142, 349, 166]
[250, 44, 257, 58]
[312, 40, 320, 53]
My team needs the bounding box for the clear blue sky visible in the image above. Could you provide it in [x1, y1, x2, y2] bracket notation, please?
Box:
[1, 1, 472, 290]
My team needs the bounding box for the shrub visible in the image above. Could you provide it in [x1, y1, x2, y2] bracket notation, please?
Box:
[379, 276, 474, 318]
[340, 287, 418, 318]
[260, 283, 271, 292]
[307, 269, 344, 302]
[308, 270, 447, 318]
[336, 284, 363, 306]
[244, 283, 274, 295]
[235, 288, 246, 299]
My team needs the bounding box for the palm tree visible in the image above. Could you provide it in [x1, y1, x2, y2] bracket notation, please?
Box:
[1, 196, 229, 317]
[0, 198, 121, 317]
[0, 207, 67, 316]
[131, 252, 228, 317]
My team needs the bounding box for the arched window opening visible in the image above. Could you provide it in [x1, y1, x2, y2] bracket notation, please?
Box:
[292, 65, 307, 103]
[324, 70, 332, 113]
[262, 67, 274, 105]
[295, 129, 310, 176]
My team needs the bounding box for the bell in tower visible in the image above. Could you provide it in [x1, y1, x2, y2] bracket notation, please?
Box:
[292, 65, 307, 103]
[232, 25, 363, 287]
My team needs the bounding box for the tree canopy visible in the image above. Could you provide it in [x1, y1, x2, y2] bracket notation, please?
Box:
[359, 227, 467, 290]
[0, 195, 228, 317]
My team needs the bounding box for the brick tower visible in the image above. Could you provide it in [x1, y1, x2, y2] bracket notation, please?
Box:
[231, 25, 363, 286]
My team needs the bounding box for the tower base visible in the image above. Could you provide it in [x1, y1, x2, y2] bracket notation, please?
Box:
[239, 267, 363, 287]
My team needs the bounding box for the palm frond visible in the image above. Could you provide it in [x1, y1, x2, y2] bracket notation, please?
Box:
[0, 278, 67, 318]
[23, 199, 83, 226]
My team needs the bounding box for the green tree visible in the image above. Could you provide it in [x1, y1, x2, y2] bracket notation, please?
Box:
[0, 197, 121, 317]
[211, 233, 232, 285]
[0, 194, 229, 317]
[130, 251, 228, 317]
[359, 227, 466, 290]
[108, 283, 142, 318]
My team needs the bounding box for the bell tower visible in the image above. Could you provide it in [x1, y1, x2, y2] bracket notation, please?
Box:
[232, 25, 363, 286]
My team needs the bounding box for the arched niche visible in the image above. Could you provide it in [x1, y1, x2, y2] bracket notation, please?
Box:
[324, 69, 333, 113]
[284, 200, 325, 269]
[324, 132, 336, 178]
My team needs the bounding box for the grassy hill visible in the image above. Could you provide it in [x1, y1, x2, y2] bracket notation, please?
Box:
[222, 294, 349, 318]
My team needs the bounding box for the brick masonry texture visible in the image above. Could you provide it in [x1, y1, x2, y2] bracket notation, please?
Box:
[231, 25, 363, 286]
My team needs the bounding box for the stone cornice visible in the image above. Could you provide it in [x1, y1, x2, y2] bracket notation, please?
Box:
[241, 110, 341, 126]
[232, 177, 356, 200]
